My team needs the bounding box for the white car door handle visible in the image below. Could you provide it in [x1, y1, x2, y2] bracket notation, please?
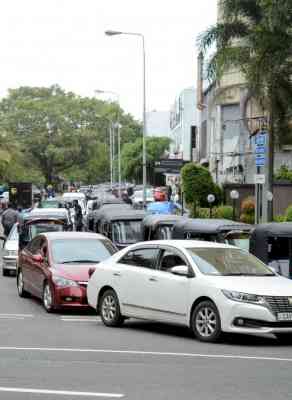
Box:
[113, 272, 121, 277]
[149, 277, 157, 282]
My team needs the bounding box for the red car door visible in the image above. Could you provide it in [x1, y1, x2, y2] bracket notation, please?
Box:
[19, 237, 43, 296]
[29, 236, 49, 299]
[34, 239, 51, 296]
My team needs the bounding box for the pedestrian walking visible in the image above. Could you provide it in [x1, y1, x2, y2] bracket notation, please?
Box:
[1, 203, 18, 237]
[73, 200, 83, 232]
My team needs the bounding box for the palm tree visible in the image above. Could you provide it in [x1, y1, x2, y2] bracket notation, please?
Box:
[199, 0, 292, 220]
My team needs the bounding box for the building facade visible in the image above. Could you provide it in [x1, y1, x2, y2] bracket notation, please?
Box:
[169, 87, 198, 161]
[198, 2, 292, 186]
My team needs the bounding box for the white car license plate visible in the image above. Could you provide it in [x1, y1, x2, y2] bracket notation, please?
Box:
[277, 312, 292, 321]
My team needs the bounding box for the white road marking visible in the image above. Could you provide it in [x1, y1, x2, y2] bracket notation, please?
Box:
[0, 346, 291, 363]
[60, 318, 102, 322]
[0, 313, 33, 317]
[0, 387, 124, 398]
[60, 316, 101, 322]
[0, 314, 34, 320]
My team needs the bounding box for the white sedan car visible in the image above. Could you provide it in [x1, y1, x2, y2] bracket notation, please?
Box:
[1, 223, 18, 276]
[87, 240, 292, 342]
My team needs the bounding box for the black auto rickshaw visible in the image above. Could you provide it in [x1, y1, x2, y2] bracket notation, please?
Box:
[88, 197, 124, 232]
[18, 211, 72, 250]
[92, 203, 132, 233]
[250, 223, 292, 278]
[171, 218, 252, 251]
[142, 214, 183, 240]
[97, 207, 146, 249]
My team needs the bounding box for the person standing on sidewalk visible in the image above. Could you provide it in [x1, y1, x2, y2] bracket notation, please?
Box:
[1, 203, 18, 237]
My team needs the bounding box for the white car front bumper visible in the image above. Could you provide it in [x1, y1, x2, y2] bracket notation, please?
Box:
[220, 298, 292, 335]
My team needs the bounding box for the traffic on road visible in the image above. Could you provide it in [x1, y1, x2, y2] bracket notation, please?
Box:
[1, 184, 292, 399]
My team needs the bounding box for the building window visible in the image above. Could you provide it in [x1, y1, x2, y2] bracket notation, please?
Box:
[191, 126, 197, 148]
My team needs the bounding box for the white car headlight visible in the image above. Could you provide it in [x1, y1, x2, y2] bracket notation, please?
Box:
[52, 276, 78, 288]
[222, 290, 266, 305]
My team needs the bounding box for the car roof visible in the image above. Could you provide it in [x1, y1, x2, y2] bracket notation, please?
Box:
[40, 232, 109, 241]
[127, 239, 236, 250]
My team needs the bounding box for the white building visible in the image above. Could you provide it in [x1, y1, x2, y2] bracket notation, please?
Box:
[169, 87, 198, 161]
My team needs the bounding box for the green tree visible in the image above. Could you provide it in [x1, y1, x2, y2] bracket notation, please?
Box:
[275, 165, 292, 182]
[121, 136, 171, 182]
[181, 162, 218, 216]
[0, 85, 141, 185]
[199, 0, 292, 220]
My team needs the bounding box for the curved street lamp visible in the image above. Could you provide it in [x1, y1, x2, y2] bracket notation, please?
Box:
[105, 29, 147, 207]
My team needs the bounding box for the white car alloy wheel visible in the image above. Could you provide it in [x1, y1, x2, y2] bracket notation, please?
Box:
[43, 283, 54, 313]
[100, 290, 124, 327]
[191, 300, 222, 342]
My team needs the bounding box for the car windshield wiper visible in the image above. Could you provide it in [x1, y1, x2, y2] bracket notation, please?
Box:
[61, 260, 100, 264]
[222, 273, 274, 276]
[222, 272, 256, 276]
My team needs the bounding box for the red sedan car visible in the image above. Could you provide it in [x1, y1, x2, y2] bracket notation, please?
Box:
[17, 232, 117, 312]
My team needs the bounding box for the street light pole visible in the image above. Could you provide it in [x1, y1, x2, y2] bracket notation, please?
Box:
[109, 122, 113, 189]
[95, 89, 121, 197]
[105, 30, 147, 207]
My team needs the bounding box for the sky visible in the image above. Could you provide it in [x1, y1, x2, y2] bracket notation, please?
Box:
[0, 0, 217, 120]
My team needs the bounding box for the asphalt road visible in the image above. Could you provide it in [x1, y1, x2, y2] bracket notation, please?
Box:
[1, 244, 292, 399]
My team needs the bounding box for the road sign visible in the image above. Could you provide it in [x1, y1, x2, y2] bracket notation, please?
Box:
[254, 174, 265, 184]
[255, 134, 267, 146]
[255, 146, 266, 154]
[256, 156, 265, 167]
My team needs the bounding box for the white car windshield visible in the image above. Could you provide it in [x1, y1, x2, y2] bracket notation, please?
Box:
[187, 247, 275, 276]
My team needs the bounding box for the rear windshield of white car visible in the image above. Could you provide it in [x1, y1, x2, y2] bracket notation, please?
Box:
[187, 248, 275, 276]
[51, 239, 115, 264]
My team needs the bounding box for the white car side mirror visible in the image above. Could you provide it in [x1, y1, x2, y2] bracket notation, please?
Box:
[170, 265, 191, 277]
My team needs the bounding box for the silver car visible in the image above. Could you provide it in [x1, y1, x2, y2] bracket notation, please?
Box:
[1, 223, 18, 276]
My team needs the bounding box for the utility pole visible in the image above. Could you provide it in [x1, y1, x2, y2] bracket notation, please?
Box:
[109, 122, 113, 189]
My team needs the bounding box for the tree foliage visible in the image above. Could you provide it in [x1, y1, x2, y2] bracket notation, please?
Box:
[275, 165, 292, 182]
[0, 85, 141, 185]
[121, 136, 171, 182]
[181, 163, 219, 216]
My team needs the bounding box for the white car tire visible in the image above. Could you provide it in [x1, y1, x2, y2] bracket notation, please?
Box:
[100, 290, 124, 327]
[191, 300, 222, 342]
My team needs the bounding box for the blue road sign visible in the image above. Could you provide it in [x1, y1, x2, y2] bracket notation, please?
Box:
[255, 146, 266, 154]
[255, 133, 267, 146]
[256, 156, 265, 167]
